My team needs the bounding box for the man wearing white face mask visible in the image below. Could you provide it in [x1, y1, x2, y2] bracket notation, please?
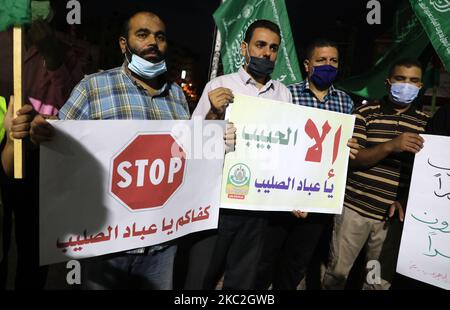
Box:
[30, 10, 235, 289]
[29, 11, 190, 290]
[322, 59, 429, 290]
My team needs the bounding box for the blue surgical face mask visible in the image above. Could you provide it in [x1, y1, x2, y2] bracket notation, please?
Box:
[389, 82, 420, 106]
[125, 46, 167, 80]
[310, 65, 338, 89]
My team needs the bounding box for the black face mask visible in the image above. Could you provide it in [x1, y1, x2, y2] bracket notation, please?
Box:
[247, 56, 275, 78]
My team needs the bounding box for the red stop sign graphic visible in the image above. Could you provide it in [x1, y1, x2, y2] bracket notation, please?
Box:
[110, 134, 186, 211]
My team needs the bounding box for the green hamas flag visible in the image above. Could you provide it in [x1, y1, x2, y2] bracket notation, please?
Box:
[213, 0, 302, 85]
[410, 0, 450, 73]
[0, 0, 31, 32]
[337, 1, 429, 99]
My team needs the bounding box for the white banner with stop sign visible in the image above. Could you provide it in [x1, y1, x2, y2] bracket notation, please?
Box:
[39, 119, 226, 265]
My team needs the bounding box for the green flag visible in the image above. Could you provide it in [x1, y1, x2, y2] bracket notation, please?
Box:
[0, 0, 31, 32]
[213, 0, 302, 85]
[337, 1, 429, 99]
[410, 0, 450, 73]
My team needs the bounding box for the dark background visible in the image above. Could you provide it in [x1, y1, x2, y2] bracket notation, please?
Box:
[50, 0, 408, 108]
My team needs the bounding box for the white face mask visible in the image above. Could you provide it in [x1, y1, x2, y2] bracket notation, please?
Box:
[125, 45, 167, 80]
[128, 54, 167, 80]
[389, 82, 421, 106]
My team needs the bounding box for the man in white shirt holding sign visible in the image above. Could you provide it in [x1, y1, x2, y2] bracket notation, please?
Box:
[185, 20, 292, 290]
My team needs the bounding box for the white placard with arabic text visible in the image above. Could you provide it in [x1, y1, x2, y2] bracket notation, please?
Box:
[397, 134, 450, 290]
[40, 120, 225, 265]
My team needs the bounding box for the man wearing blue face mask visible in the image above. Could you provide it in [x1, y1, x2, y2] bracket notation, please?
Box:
[255, 39, 358, 290]
[289, 39, 354, 113]
[322, 59, 429, 290]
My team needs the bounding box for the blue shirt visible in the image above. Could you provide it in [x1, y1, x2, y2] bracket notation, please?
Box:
[59, 63, 190, 121]
[58, 63, 189, 254]
[288, 79, 354, 114]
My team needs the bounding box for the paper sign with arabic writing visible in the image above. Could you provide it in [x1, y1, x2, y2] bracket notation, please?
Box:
[397, 134, 450, 290]
[40, 120, 225, 265]
[220, 94, 355, 214]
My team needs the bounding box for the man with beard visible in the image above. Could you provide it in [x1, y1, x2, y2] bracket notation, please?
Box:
[323, 59, 429, 290]
[184, 20, 292, 290]
[30, 11, 190, 289]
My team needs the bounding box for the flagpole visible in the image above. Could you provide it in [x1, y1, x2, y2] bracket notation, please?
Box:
[13, 26, 24, 179]
[209, 0, 226, 81]
[430, 65, 440, 115]
[431, 84, 438, 115]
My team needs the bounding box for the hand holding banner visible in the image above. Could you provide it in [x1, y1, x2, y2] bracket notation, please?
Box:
[220, 94, 355, 214]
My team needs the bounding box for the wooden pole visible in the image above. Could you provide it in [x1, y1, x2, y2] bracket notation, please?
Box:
[13, 26, 24, 179]
[209, 27, 222, 81]
[430, 67, 440, 116]
[431, 85, 438, 115]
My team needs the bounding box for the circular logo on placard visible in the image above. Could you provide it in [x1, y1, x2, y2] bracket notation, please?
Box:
[226, 163, 251, 200]
[229, 164, 251, 187]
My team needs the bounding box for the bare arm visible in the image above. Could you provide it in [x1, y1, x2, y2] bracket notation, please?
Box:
[206, 109, 224, 120]
[1, 137, 14, 177]
[350, 132, 424, 169]
[205, 87, 233, 120]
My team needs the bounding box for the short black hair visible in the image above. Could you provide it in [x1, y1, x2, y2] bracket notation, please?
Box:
[243, 20, 281, 43]
[121, 11, 162, 39]
[305, 38, 339, 60]
[388, 58, 423, 78]
[121, 18, 130, 38]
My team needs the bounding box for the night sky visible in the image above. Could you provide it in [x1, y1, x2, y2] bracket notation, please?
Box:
[53, 0, 403, 89]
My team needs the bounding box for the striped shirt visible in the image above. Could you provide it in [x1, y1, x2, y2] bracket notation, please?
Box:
[59, 62, 190, 254]
[288, 79, 354, 114]
[59, 63, 190, 121]
[345, 99, 429, 221]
